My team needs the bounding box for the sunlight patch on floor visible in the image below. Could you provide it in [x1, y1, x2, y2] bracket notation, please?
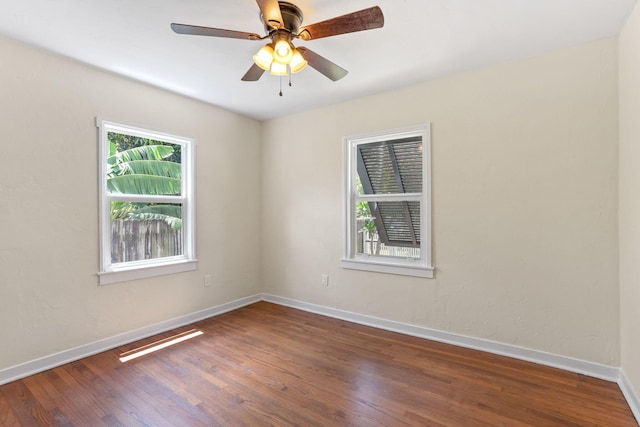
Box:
[119, 329, 203, 363]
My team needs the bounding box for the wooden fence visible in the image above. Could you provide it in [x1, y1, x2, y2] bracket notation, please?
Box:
[357, 218, 420, 258]
[111, 219, 182, 263]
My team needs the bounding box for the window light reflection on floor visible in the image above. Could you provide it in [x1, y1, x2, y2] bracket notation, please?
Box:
[119, 329, 203, 363]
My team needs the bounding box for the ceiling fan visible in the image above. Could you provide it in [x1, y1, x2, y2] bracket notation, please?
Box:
[171, 0, 384, 84]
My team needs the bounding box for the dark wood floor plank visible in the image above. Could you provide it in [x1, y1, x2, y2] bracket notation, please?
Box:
[22, 371, 95, 427]
[0, 301, 637, 426]
[0, 391, 22, 427]
[0, 379, 57, 426]
[84, 356, 189, 427]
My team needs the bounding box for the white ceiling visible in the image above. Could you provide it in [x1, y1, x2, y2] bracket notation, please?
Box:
[0, 0, 636, 121]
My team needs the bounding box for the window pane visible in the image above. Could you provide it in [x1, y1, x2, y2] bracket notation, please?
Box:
[107, 132, 182, 196]
[357, 137, 422, 195]
[110, 202, 183, 264]
[356, 200, 421, 259]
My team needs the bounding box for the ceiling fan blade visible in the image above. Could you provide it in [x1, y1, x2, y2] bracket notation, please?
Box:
[256, 0, 284, 30]
[297, 47, 348, 81]
[298, 6, 384, 41]
[171, 23, 260, 40]
[241, 63, 266, 81]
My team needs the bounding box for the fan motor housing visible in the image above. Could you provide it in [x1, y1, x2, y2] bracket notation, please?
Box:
[261, 1, 304, 34]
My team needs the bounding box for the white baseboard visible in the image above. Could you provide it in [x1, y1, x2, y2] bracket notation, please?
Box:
[619, 370, 640, 424]
[0, 294, 261, 386]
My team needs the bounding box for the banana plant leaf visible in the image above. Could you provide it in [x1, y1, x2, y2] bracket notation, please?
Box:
[133, 204, 182, 218]
[113, 160, 181, 178]
[108, 145, 174, 165]
[110, 203, 182, 228]
[107, 175, 181, 195]
[110, 201, 136, 220]
[126, 213, 183, 230]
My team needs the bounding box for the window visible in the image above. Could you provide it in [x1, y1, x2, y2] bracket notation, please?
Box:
[97, 118, 196, 285]
[342, 124, 433, 278]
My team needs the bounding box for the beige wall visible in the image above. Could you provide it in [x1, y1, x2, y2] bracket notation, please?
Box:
[0, 30, 626, 377]
[0, 36, 262, 370]
[261, 38, 620, 365]
[620, 1, 640, 399]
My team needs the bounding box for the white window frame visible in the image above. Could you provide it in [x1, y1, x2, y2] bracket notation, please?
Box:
[342, 124, 433, 278]
[97, 118, 197, 285]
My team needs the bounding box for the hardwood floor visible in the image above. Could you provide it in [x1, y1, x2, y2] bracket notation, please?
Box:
[0, 301, 636, 426]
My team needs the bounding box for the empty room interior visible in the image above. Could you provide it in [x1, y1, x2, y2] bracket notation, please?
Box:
[1, 0, 640, 425]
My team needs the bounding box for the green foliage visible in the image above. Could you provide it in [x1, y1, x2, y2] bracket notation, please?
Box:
[356, 191, 379, 254]
[126, 212, 182, 230]
[134, 204, 182, 218]
[357, 201, 376, 234]
[110, 202, 182, 230]
[108, 132, 181, 163]
[107, 132, 183, 229]
[108, 145, 175, 166]
[108, 175, 181, 195]
[114, 160, 181, 178]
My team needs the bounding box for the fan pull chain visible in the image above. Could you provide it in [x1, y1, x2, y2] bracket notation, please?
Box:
[277, 67, 293, 97]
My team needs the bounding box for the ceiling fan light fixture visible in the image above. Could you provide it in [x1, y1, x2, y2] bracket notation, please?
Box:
[289, 49, 308, 73]
[172, 2, 385, 85]
[253, 44, 274, 70]
[270, 61, 288, 76]
[273, 38, 294, 64]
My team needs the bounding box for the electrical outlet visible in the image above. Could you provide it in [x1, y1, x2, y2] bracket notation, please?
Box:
[204, 274, 212, 287]
[321, 273, 329, 287]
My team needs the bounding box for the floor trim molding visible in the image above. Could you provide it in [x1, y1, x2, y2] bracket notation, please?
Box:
[619, 370, 640, 424]
[0, 294, 261, 386]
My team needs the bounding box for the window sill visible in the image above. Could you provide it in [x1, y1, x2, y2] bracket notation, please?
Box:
[98, 259, 198, 285]
[341, 258, 434, 278]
